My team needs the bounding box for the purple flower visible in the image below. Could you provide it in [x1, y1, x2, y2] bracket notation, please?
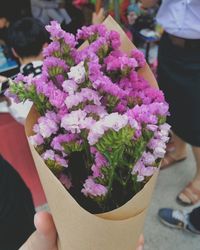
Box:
[91, 150, 108, 178]
[58, 173, 72, 189]
[5, 89, 20, 103]
[65, 88, 101, 109]
[49, 89, 67, 109]
[142, 152, 156, 165]
[76, 24, 107, 41]
[55, 154, 68, 168]
[131, 49, 146, 68]
[81, 177, 108, 198]
[36, 113, 59, 138]
[46, 21, 64, 40]
[29, 134, 44, 146]
[131, 158, 156, 182]
[43, 41, 60, 57]
[42, 150, 68, 168]
[42, 149, 55, 161]
[63, 32, 77, 48]
[43, 56, 68, 78]
[126, 105, 158, 125]
[108, 30, 121, 50]
[51, 133, 78, 151]
[104, 52, 138, 72]
[62, 80, 78, 95]
[84, 105, 107, 118]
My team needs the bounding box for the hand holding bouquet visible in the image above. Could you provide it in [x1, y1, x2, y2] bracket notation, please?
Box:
[7, 16, 170, 249]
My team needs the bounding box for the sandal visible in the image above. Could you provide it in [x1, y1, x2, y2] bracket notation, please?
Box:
[177, 182, 200, 206]
[160, 152, 187, 170]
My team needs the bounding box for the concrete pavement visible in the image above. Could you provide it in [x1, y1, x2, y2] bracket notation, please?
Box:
[144, 146, 200, 250]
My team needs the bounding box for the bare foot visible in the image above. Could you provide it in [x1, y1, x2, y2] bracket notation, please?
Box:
[177, 177, 200, 206]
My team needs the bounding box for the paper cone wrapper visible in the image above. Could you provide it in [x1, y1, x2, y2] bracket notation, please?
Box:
[25, 16, 159, 250]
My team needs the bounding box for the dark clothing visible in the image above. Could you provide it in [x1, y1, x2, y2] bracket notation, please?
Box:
[0, 28, 9, 44]
[0, 156, 35, 250]
[63, 1, 84, 35]
[189, 206, 200, 231]
[157, 33, 200, 146]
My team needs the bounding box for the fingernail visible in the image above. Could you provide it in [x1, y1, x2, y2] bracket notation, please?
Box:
[137, 246, 143, 250]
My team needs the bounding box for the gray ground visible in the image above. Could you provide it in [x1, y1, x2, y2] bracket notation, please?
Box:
[144, 146, 200, 250]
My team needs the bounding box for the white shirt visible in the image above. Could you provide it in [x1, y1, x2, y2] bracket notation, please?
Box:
[156, 0, 200, 39]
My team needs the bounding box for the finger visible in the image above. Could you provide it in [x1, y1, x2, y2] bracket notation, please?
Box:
[136, 234, 144, 250]
[19, 212, 57, 250]
[138, 234, 144, 245]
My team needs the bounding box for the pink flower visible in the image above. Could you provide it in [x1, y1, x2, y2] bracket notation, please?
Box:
[42, 149, 55, 161]
[29, 134, 44, 146]
[51, 134, 78, 151]
[131, 49, 146, 68]
[59, 173, 72, 189]
[131, 158, 156, 182]
[42, 150, 68, 168]
[37, 116, 58, 138]
[49, 89, 67, 109]
[87, 113, 128, 145]
[65, 88, 101, 109]
[81, 177, 108, 197]
[62, 80, 78, 95]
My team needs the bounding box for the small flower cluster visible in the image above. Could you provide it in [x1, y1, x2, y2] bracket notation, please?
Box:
[7, 22, 170, 213]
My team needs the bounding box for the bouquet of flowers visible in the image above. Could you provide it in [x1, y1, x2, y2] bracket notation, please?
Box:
[7, 16, 170, 250]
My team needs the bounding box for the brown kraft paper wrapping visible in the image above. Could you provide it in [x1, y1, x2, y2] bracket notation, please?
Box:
[25, 16, 159, 250]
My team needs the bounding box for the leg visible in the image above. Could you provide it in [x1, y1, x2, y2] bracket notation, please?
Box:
[161, 132, 187, 169]
[189, 206, 200, 231]
[177, 146, 200, 205]
[170, 132, 187, 157]
[192, 146, 200, 182]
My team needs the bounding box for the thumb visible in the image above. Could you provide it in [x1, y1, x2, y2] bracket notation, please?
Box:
[19, 212, 58, 250]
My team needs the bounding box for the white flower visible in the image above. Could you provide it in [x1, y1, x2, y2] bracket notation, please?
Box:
[61, 109, 87, 133]
[42, 150, 55, 161]
[159, 123, 171, 136]
[67, 61, 86, 84]
[62, 80, 78, 95]
[142, 152, 156, 165]
[65, 94, 83, 109]
[103, 113, 128, 131]
[153, 146, 166, 159]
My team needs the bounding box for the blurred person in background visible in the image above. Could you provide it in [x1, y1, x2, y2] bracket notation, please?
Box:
[0, 17, 49, 123]
[140, 0, 200, 206]
[31, 0, 72, 25]
[0, 0, 32, 44]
